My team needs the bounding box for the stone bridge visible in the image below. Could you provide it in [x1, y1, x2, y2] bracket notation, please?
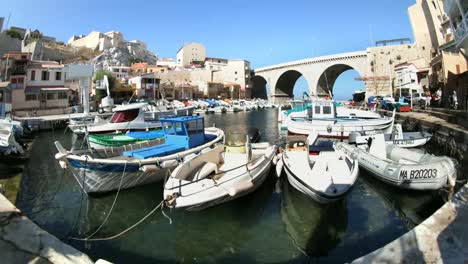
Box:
[252, 50, 369, 103]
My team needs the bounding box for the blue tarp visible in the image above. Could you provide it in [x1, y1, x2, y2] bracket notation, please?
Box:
[126, 130, 164, 140]
[123, 144, 185, 159]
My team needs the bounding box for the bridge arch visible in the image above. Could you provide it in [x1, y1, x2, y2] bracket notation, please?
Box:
[315, 63, 365, 96]
[251, 75, 269, 99]
[275, 69, 310, 98]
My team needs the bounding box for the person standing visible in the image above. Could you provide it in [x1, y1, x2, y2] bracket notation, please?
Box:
[424, 88, 431, 108]
[435, 88, 442, 107]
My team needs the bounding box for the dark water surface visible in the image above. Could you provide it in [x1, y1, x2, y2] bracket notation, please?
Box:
[14, 109, 448, 263]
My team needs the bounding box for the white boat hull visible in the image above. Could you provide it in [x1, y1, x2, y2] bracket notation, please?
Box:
[164, 144, 277, 210]
[286, 117, 394, 138]
[282, 149, 359, 204]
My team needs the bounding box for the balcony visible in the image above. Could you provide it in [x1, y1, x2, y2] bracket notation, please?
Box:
[454, 15, 468, 47]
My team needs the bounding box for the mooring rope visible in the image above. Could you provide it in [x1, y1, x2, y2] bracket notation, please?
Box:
[81, 161, 127, 240]
[69, 199, 168, 242]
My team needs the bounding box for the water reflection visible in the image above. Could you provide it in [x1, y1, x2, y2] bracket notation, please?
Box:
[280, 178, 347, 258]
[360, 174, 444, 227]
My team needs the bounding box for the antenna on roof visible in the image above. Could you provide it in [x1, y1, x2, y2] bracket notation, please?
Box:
[5, 12, 11, 29]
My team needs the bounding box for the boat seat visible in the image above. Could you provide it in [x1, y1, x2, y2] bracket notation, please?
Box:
[123, 144, 185, 159]
[194, 162, 219, 181]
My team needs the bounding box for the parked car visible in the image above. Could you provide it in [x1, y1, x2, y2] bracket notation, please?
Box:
[405, 92, 427, 106]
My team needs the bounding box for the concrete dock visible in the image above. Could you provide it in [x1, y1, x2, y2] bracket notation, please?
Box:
[14, 112, 111, 131]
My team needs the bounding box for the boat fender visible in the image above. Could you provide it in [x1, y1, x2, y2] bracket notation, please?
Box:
[59, 160, 68, 169]
[141, 165, 159, 172]
[228, 180, 254, 197]
[276, 156, 284, 177]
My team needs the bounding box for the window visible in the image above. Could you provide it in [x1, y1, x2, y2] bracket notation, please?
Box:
[21, 55, 27, 59]
[58, 92, 67, 99]
[235, 71, 237, 74]
[55, 71, 62, 81]
[47, 93, 58, 100]
[323, 106, 332, 114]
[315, 106, 321, 114]
[25, 94, 37, 101]
[30, 70, 35, 81]
[41, 71, 49, 81]
[113, 68, 119, 73]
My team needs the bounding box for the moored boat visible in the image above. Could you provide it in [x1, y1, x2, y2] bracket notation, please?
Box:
[336, 133, 457, 190]
[280, 134, 359, 203]
[286, 99, 395, 138]
[88, 129, 165, 149]
[163, 132, 277, 210]
[55, 116, 224, 193]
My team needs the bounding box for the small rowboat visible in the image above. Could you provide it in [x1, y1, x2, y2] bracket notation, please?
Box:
[88, 130, 164, 149]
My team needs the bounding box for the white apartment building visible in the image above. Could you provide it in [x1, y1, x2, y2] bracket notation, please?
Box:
[176, 43, 206, 67]
[394, 63, 425, 97]
[107, 66, 131, 80]
[443, 0, 468, 52]
[22, 61, 69, 110]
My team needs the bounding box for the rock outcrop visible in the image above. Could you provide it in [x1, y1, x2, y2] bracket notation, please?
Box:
[92, 44, 157, 71]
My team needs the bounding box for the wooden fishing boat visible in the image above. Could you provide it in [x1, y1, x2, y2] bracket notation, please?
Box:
[55, 116, 224, 194]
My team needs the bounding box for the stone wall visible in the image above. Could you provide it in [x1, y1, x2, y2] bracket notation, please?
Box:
[0, 194, 94, 263]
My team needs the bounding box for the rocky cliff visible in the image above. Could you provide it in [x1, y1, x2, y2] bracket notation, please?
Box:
[92, 44, 157, 71]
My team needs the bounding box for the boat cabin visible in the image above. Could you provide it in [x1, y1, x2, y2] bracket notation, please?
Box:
[161, 116, 206, 148]
[109, 103, 147, 123]
[122, 116, 208, 159]
[306, 99, 336, 119]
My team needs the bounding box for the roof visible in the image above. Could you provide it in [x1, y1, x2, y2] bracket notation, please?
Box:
[159, 116, 203, 122]
[113, 102, 147, 112]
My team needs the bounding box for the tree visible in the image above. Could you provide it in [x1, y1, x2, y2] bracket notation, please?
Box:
[94, 70, 116, 102]
[6, 29, 22, 40]
[128, 57, 144, 65]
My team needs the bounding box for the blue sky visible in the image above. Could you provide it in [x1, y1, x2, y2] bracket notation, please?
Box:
[2, 0, 416, 99]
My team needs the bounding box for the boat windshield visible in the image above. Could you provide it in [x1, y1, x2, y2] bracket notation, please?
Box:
[110, 109, 140, 123]
[185, 119, 204, 135]
[225, 133, 247, 147]
[225, 133, 247, 154]
[163, 121, 186, 136]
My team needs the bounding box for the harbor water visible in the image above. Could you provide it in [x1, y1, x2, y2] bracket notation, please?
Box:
[12, 109, 450, 263]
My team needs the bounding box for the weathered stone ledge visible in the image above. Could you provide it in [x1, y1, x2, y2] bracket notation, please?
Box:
[0, 194, 94, 264]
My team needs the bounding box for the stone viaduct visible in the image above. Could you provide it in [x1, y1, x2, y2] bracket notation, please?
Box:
[252, 50, 371, 103]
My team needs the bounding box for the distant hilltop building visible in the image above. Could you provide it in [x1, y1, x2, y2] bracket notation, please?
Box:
[176, 42, 206, 67]
[67, 31, 126, 51]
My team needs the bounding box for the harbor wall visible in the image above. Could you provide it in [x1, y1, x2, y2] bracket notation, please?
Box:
[352, 182, 468, 263]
